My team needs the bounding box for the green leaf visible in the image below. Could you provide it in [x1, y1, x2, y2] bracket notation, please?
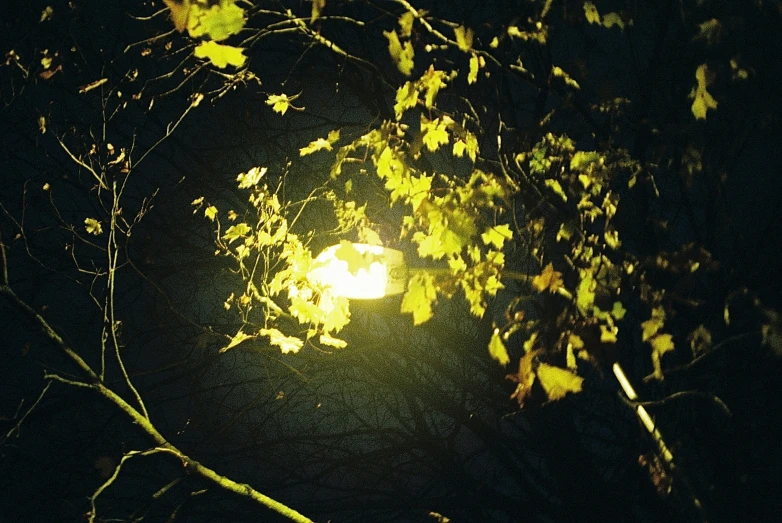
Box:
[384, 29, 414, 76]
[193, 1, 245, 41]
[401, 272, 437, 325]
[536, 363, 584, 401]
[488, 329, 510, 366]
[194, 40, 246, 69]
[690, 64, 718, 120]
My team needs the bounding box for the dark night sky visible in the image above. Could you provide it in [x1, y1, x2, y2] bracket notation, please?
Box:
[2, 1, 782, 522]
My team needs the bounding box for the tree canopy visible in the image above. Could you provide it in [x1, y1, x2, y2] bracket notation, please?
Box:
[2, 1, 782, 522]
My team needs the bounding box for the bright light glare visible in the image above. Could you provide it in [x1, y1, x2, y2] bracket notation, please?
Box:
[307, 243, 406, 299]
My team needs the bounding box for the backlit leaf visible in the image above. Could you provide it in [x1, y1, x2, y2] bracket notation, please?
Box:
[384, 29, 414, 76]
[223, 223, 252, 243]
[319, 333, 347, 349]
[481, 224, 512, 249]
[467, 53, 480, 84]
[583, 2, 600, 24]
[85, 217, 103, 235]
[204, 205, 218, 221]
[401, 271, 437, 325]
[532, 262, 564, 293]
[689, 64, 717, 120]
[266, 93, 292, 115]
[454, 25, 473, 51]
[220, 329, 252, 353]
[489, 329, 510, 365]
[537, 363, 584, 401]
[260, 328, 304, 354]
[194, 41, 246, 69]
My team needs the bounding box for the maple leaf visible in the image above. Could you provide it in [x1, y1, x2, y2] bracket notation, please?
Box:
[384, 29, 414, 76]
[84, 217, 103, 236]
[488, 329, 510, 366]
[532, 262, 564, 293]
[220, 329, 252, 353]
[401, 272, 437, 325]
[319, 333, 347, 349]
[236, 166, 266, 188]
[334, 240, 373, 275]
[194, 41, 246, 69]
[222, 223, 252, 243]
[481, 224, 513, 249]
[537, 363, 584, 401]
[260, 328, 303, 354]
[204, 205, 218, 221]
[300, 130, 340, 156]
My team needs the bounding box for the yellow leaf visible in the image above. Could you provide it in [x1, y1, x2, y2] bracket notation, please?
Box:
[650, 333, 675, 355]
[583, 2, 600, 24]
[401, 271, 437, 325]
[220, 330, 252, 353]
[481, 224, 512, 249]
[222, 223, 252, 243]
[260, 328, 303, 354]
[602, 12, 625, 30]
[394, 81, 418, 119]
[690, 64, 718, 120]
[84, 217, 103, 235]
[488, 328, 510, 366]
[311, 0, 326, 24]
[384, 29, 415, 76]
[266, 93, 292, 115]
[421, 116, 450, 152]
[454, 25, 473, 51]
[532, 262, 564, 293]
[544, 179, 568, 201]
[398, 11, 415, 38]
[236, 166, 266, 188]
[537, 363, 584, 401]
[641, 306, 666, 341]
[551, 66, 580, 89]
[319, 333, 348, 349]
[164, 0, 190, 32]
[334, 240, 373, 275]
[204, 205, 218, 221]
[467, 53, 480, 85]
[194, 41, 246, 69]
[300, 130, 340, 156]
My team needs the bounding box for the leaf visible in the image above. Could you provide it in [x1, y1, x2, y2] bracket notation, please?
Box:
[454, 25, 473, 51]
[532, 262, 564, 293]
[220, 330, 252, 353]
[236, 166, 266, 188]
[260, 328, 304, 354]
[194, 41, 246, 69]
[319, 333, 347, 349]
[300, 130, 339, 156]
[488, 328, 510, 366]
[602, 12, 625, 30]
[398, 11, 415, 38]
[508, 350, 538, 407]
[650, 333, 675, 356]
[544, 179, 568, 201]
[689, 64, 717, 120]
[551, 66, 580, 89]
[384, 29, 414, 76]
[164, 0, 190, 32]
[401, 271, 437, 325]
[204, 205, 218, 221]
[311, 0, 326, 24]
[40, 6, 54, 22]
[84, 217, 103, 235]
[641, 306, 666, 341]
[583, 2, 600, 24]
[334, 240, 372, 275]
[467, 53, 480, 84]
[266, 93, 291, 115]
[394, 81, 418, 119]
[537, 363, 584, 401]
[481, 224, 512, 249]
[195, 1, 245, 41]
[421, 116, 450, 152]
[222, 223, 252, 243]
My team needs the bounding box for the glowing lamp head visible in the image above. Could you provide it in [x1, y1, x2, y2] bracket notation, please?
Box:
[307, 242, 407, 299]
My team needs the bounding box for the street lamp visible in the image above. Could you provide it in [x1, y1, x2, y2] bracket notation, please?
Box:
[306, 242, 408, 299]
